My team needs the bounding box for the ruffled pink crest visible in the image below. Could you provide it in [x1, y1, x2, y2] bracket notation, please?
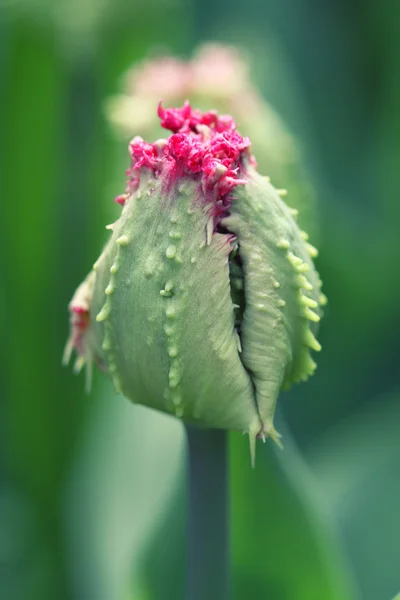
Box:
[115, 102, 253, 218]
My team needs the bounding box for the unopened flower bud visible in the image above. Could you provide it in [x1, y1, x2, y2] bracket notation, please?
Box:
[65, 102, 325, 461]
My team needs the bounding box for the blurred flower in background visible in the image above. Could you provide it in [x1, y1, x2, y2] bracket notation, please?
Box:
[106, 43, 316, 233]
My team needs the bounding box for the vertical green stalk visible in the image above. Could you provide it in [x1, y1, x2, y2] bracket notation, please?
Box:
[185, 426, 230, 600]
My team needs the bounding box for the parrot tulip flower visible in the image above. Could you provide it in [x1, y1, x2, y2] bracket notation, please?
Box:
[64, 102, 325, 461]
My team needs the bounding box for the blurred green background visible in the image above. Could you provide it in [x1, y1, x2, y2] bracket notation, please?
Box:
[1, 0, 399, 599]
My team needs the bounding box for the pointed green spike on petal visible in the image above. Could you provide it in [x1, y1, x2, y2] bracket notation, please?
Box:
[249, 419, 259, 469]
[300, 294, 319, 309]
[266, 424, 284, 450]
[304, 328, 322, 352]
[306, 242, 319, 258]
[304, 307, 321, 322]
[297, 274, 314, 291]
[277, 238, 291, 249]
[319, 292, 328, 306]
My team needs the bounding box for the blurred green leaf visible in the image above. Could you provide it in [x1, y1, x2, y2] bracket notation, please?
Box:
[137, 426, 357, 600]
[231, 428, 357, 599]
[64, 381, 185, 600]
[0, 17, 67, 497]
[307, 394, 400, 600]
[0, 19, 72, 599]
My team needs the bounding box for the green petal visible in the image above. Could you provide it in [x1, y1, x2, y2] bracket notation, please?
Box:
[91, 172, 262, 433]
[223, 167, 323, 437]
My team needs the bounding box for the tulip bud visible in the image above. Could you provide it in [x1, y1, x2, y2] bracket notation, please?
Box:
[65, 102, 325, 460]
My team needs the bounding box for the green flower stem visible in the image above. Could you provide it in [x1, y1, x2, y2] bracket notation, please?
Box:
[185, 425, 230, 600]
